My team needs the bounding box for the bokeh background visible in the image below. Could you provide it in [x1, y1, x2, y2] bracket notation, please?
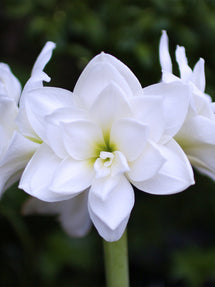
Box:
[1, 0, 215, 286]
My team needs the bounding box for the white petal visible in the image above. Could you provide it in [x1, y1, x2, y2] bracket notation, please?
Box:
[22, 87, 74, 141]
[110, 118, 148, 161]
[23, 191, 92, 237]
[100, 53, 142, 95]
[73, 53, 138, 108]
[159, 30, 172, 74]
[88, 207, 130, 242]
[142, 82, 190, 141]
[176, 115, 215, 145]
[16, 105, 40, 141]
[62, 120, 104, 160]
[127, 141, 165, 182]
[0, 63, 21, 104]
[176, 116, 215, 179]
[162, 70, 180, 83]
[88, 175, 134, 240]
[132, 139, 194, 194]
[129, 96, 165, 141]
[19, 144, 72, 202]
[0, 131, 38, 196]
[192, 58, 205, 92]
[0, 97, 18, 154]
[89, 82, 132, 133]
[50, 157, 94, 195]
[23, 41, 56, 93]
[175, 45, 192, 82]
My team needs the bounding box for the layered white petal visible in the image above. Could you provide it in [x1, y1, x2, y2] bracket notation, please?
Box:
[132, 139, 194, 194]
[0, 63, 21, 104]
[159, 30, 172, 74]
[89, 82, 132, 133]
[100, 53, 142, 95]
[142, 82, 190, 141]
[129, 96, 165, 141]
[127, 141, 165, 182]
[19, 144, 73, 202]
[176, 116, 215, 178]
[110, 118, 148, 162]
[73, 53, 139, 108]
[88, 175, 134, 241]
[50, 157, 94, 194]
[62, 120, 104, 160]
[0, 131, 38, 195]
[23, 191, 92, 238]
[21, 87, 74, 141]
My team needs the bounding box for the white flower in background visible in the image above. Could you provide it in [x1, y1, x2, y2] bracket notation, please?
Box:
[23, 192, 92, 238]
[0, 42, 56, 195]
[19, 52, 194, 242]
[159, 30, 215, 180]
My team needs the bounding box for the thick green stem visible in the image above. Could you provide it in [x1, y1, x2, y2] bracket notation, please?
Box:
[103, 230, 129, 287]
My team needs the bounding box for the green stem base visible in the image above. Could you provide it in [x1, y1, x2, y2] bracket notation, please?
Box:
[103, 230, 129, 287]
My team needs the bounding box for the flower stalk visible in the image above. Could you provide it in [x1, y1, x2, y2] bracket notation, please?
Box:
[103, 230, 129, 287]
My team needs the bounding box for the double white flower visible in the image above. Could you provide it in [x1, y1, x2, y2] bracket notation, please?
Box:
[20, 50, 194, 241]
[0, 42, 56, 195]
[159, 30, 215, 180]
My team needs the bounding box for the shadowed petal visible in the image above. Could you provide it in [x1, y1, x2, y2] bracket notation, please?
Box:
[143, 82, 190, 141]
[88, 175, 134, 232]
[0, 131, 38, 196]
[50, 157, 94, 195]
[132, 139, 194, 194]
[19, 144, 73, 202]
[127, 141, 165, 182]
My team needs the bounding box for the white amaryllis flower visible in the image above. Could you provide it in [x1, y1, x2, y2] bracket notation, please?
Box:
[159, 30, 215, 180]
[0, 42, 56, 195]
[19, 52, 194, 242]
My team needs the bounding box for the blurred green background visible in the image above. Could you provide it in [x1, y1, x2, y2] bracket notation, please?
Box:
[1, 0, 215, 286]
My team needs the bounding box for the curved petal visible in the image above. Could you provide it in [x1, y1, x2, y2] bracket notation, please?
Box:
[175, 45, 192, 82]
[0, 63, 21, 104]
[62, 120, 104, 160]
[127, 141, 165, 182]
[89, 82, 132, 133]
[132, 139, 194, 195]
[192, 58, 205, 92]
[22, 87, 74, 141]
[50, 157, 94, 195]
[88, 206, 130, 242]
[22, 41, 56, 94]
[19, 144, 72, 202]
[23, 191, 92, 238]
[142, 82, 190, 141]
[0, 97, 18, 152]
[176, 116, 215, 179]
[0, 131, 38, 196]
[73, 53, 138, 108]
[176, 115, 215, 146]
[159, 30, 172, 74]
[129, 95, 165, 142]
[88, 175, 134, 240]
[101, 53, 142, 95]
[110, 118, 148, 162]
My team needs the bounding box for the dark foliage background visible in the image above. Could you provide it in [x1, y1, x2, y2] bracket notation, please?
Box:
[1, 0, 215, 286]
